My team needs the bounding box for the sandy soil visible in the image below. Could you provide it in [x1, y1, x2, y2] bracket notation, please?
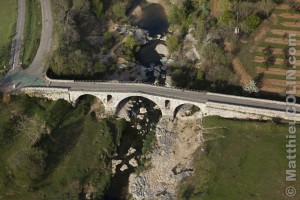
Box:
[256, 67, 300, 76]
[256, 47, 300, 56]
[281, 22, 300, 29]
[254, 56, 284, 65]
[270, 29, 300, 36]
[279, 13, 300, 20]
[264, 37, 300, 45]
[276, 4, 290, 10]
[261, 78, 300, 96]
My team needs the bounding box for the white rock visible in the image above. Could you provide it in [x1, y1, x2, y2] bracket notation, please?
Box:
[137, 114, 144, 120]
[129, 158, 139, 167]
[155, 44, 169, 57]
[140, 107, 147, 114]
[137, 124, 142, 130]
[127, 147, 137, 156]
[112, 160, 122, 175]
[120, 164, 128, 171]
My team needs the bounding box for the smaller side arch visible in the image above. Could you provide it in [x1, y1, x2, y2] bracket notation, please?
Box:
[173, 103, 202, 119]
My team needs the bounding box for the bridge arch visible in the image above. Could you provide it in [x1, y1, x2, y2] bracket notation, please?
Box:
[173, 103, 202, 119]
[115, 96, 163, 118]
[74, 94, 103, 105]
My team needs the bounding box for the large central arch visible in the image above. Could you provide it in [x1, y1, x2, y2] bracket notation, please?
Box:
[115, 96, 163, 118]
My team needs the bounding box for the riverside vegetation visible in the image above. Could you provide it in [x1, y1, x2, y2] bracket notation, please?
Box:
[0, 93, 297, 199]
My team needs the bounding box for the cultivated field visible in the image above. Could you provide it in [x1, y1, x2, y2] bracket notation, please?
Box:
[0, 0, 17, 73]
[238, 0, 300, 96]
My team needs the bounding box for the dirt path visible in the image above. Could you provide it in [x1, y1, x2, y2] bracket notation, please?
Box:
[210, 0, 219, 17]
[232, 57, 252, 85]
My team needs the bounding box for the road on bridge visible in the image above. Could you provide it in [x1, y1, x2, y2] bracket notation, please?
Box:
[49, 81, 300, 113]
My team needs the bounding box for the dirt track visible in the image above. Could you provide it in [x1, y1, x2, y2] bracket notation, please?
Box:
[232, 57, 252, 85]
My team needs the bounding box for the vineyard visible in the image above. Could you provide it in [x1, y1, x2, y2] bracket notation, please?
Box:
[238, 0, 300, 96]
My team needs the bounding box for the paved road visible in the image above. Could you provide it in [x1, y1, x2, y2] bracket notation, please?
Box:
[9, 0, 26, 71]
[26, 0, 53, 77]
[49, 81, 300, 112]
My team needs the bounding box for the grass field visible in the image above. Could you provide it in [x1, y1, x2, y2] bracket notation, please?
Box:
[0, 0, 17, 73]
[21, 0, 42, 68]
[178, 116, 300, 200]
[0, 94, 125, 199]
[238, 0, 300, 96]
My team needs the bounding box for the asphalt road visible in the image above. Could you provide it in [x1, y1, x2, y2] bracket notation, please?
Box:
[9, 0, 25, 70]
[50, 81, 300, 112]
[26, 0, 53, 77]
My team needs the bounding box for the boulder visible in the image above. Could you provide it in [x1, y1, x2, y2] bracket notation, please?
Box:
[129, 158, 139, 167]
[155, 44, 169, 57]
[120, 164, 128, 171]
[126, 147, 137, 156]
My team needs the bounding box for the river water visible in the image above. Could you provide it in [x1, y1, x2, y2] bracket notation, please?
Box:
[103, 97, 162, 199]
[103, 2, 169, 198]
[130, 1, 169, 79]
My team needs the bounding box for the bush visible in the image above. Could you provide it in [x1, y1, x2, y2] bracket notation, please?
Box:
[91, 0, 103, 18]
[166, 35, 180, 53]
[242, 15, 261, 33]
[112, 2, 126, 21]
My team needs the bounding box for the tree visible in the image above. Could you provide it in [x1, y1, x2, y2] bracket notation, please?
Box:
[112, 2, 126, 21]
[243, 80, 259, 93]
[171, 68, 190, 87]
[91, 0, 103, 18]
[241, 15, 261, 33]
[219, 10, 234, 25]
[124, 35, 137, 51]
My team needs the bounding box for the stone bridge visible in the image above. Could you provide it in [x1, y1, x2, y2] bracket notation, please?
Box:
[21, 86, 300, 121]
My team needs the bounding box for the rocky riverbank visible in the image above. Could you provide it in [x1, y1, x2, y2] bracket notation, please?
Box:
[129, 107, 203, 199]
